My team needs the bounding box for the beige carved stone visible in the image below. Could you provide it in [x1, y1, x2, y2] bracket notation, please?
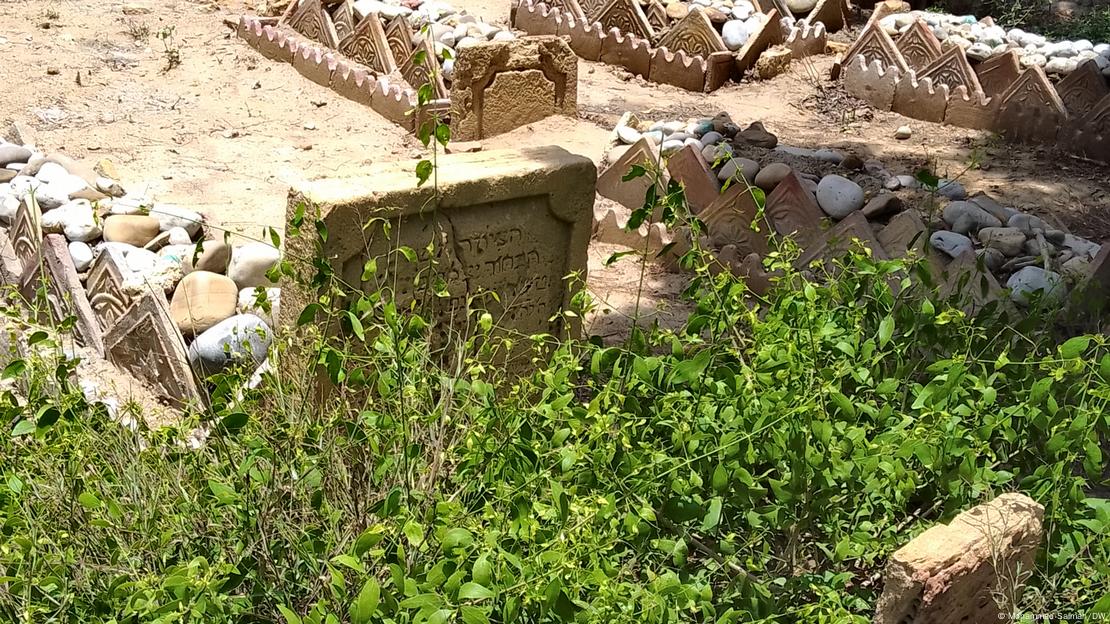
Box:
[874, 493, 1044, 624]
[597, 137, 664, 210]
[86, 245, 134, 333]
[895, 19, 942, 71]
[1055, 59, 1109, 119]
[339, 13, 398, 75]
[9, 195, 42, 273]
[282, 146, 595, 346]
[841, 20, 909, 74]
[697, 183, 769, 255]
[400, 38, 447, 99]
[449, 37, 577, 141]
[104, 290, 205, 409]
[945, 85, 998, 130]
[794, 211, 887, 272]
[383, 15, 415, 66]
[764, 170, 824, 246]
[843, 55, 901, 111]
[22, 234, 104, 355]
[996, 66, 1068, 145]
[331, 0, 356, 42]
[918, 44, 982, 96]
[657, 8, 728, 58]
[892, 72, 950, 123]
[595, 0, 655, 41]
[809, 0, 846, 31]
[284, 0, 339, 49]
[974, 49, 1020, 99]
[735, 10, 783, 75]
[1070, 93, 1110, 163]
[666, 144, 720, 214]
[785, 21, 826, 59]
[937, 250, 1005, 313]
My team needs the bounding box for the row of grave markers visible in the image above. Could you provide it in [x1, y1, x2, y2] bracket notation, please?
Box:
[0, 197, 205, 409]
[837, 19, 1110, 163]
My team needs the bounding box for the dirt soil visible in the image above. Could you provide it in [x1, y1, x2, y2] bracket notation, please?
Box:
[2, 0, 1108, 340]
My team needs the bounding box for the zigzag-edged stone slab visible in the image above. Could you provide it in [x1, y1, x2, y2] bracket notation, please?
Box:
[339, 13, 398, 74]
[657, 8, 728, 58]
[593, 207, 670, 255]
[1056, 58, 1109, 119]
[918, 44, 982, 96]
[649, 47, 709, 92]
[843, 55, 901, 111]
[974, 50, 1020, 99]
[293, 43, 341, 87]
[599, 28, 652, 77]
[598, 138, 665, 210]
[384, 14, 415, 65]
[892, 72, 950, 123]
[596, 0, 655, 42]
[548, 0, 588, 21]
[764, 170, 824, 246]
[841, 20, 909, 74]
[895, 19, 942, 70]
[785, 21, 827, 59]
[945, 85, 998, 130]
[996, 66, 1068, 145]
[285, 0, 339, 48]
[560, 12, 605, 60]
[370, 76, 417, 129]
[104, 290, 205, 409]
[331, 0, 356, 42]
[697, 183, 769, 255]
[330, 58, 376, 105]
[666, 144, 720, 214]
[517, 0, 561, 36]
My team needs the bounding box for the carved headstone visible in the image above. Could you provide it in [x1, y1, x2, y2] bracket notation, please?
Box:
[657, 8, 728, 58]
[331, 0, 356, 42]
[282, 147, 595, 348]
[809, 0, 846, 32]
[578, 0, 608, 22]
[285, 0, 340, 49]
[666, 144, 720, 214]
[938, 250, 1005, 313]
[339, 13, 398, 74]
[974, 49, 1020, 98]
[645, 0, 667, 32]
[20, 234, 104, 355]
[795, 211, 888, 272]
[400, 38, 448, 99]
[764, 171, 824, 246]
[86, 245, 135, 333]
[1055, 59, 1110, 119]
[841, 21, 909, 74]
[449, 37, 578, 141]
[597, 138, 664, 210]
[996, 66, 1068, 145]
[104, 290, 205, 409]
[1071, 93, 1110, 163]
[595, 0, 655, 42]
[697, 183, 769, 255]
[895, 19, 942, 71]
[918, 44, 982, 96]
[735, 10, 783, 74]
[384, 14, 415, 65]
[9, 195, 42, 274]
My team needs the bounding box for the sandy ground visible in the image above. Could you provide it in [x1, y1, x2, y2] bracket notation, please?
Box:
[1, 0, 1108, 340]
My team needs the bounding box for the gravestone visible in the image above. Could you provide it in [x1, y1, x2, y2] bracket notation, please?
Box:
[449, 37, 578, 141]
[283, 146, 595, 344]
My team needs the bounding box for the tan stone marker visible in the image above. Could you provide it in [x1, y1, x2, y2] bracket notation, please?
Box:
[283, 146, 595, 350]
[874, 493, 1044, 624]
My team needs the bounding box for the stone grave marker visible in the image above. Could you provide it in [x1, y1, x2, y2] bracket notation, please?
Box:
[283, 146, 595, 346]
[86, 245, 136, 333]
[20, 234, 104, 356]
[666, 144, 719, 214]
[596, 137, 664, 210]
[764, 170, 824, 246]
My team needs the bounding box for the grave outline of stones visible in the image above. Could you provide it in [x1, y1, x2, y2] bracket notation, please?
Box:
[894, 18, 942, 71]
[794, 211, 888, 272]
[843, 55, 902, 110]
[785, 21, 827, 59]
[840, 20, 909, 74]
[917, 43, 983, 96]
[384, 14, 415, 66]
[657, 7, 728, 58]
[1055, 58, 1110, 119]
[892, 71, 951, 122]
[549, 0, 588, 22]
[400, 38, 449, 100]
[102, 289, 206, 410]
[595, 0, 655, 42]
[285, 0, 339, 49]
[697, 183, 770, 256]
[763, 170, 825, 247]
[973, 48, 1020, 98]
[331, 0, 356, 42]
[339, 12, 398, 75]
[86, 245, 135, 333]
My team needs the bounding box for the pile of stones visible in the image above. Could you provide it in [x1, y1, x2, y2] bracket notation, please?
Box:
[0, 139, 276, 380]
[361, 0, 517, 81]
[601, 112, 1104, 307]
[878, 10, 1110, 75]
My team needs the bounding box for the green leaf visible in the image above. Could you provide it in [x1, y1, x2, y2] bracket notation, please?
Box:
[350, 578, 380, 624]
[416, 160, 434, 186]
[878, 315, 894, 347]
[621, 164, 646, 181]
[604, 250, 638, 267]
[460, 606, 491, 624]
[2, 360, 27, 380]
[471, 554, 492, 586]
[443, 527, 473, 550]
[11, 420, 36, 437]
[331, 554, 365, 574]
[458, 582, 495, 600]
[1059, 336, 1090, 359]
[435, 123, 451, 147]
[220, 412, 248, 433]
[277, 606, 303, 624]
[78, 491, 102, 510]
[701, 497, 722, 531]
